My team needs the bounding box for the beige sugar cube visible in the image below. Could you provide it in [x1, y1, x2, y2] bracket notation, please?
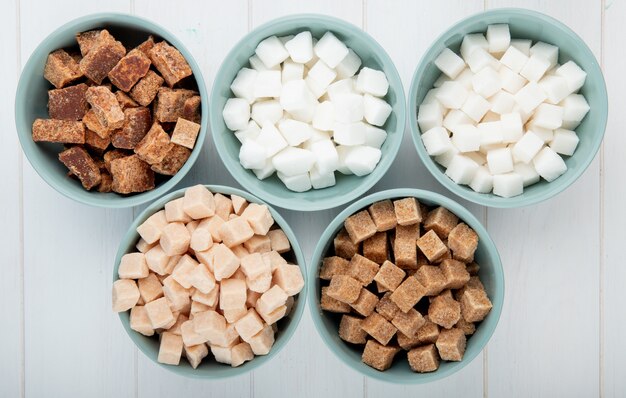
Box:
[186, 220, 199, 235]
[231, 342, 254, 367]
[190, 301, 211, 315]
[183, 185, 216, 219]
[267, 229, 290, 253]
[201, 215, 225, 243]
[240, 253, 270, 280]
[194, 310, 226, 341]
[112, 279, 140, 312]
[211, 344, 234, 365]
[184, 343, 209, 369]
[188, 264, 216, 294]
[214, 193, 234, 220]
[163, 254, 182, 275]
[170, 254, 198, 289]
[138, 273, 164, 303]
[247, 272, 272, 294]
[212, 323, 240, 348]
[231, 194, 248, 215]
[190, 223, 214, 252]
[145, 297, 175, 328]
[261, 250, 287, 272]
[241, 203, 274, 235]
[231, 244, 250, 258]
[243, 234, 271, 254]
[231, 268, 247, 281]
[258, 304, 287, 325]
[137, 210, 168, 244]
[160, 222, 191, 256]
[272, 264, 304, 296]
[118, 252, 149, 279]
[223, 307, 248, 323]
[130, 305, 154, 336]
[145, 244, 170, 275]
[136, 238, 156, 253]
[195, 246, 216, 272]
[192, 284, 219, 307]
[234, 308, 264, 341]
[213, 244, 241, 281]
[219, 217, 255, 248]
[248, 323, 275, 355]
[256, 285, 288, 315]
[220, 278, 247, 310]
[162, 276, 191, 312]
[181, 319, 208, 346]
[246, 290, 261, 308]
[165, 197, 192, 223]
[158, 332, 183, 365]
[169, 314, 189, 335]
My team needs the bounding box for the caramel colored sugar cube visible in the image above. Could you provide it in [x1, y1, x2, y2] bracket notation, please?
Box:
[320, 286, 351, 313]
[339, 315, 367, 344]
[184, 343, 209, 369]
[181, 320, 208, 346]
[118, 252, 149, 279]
[103, 149, 130, 171]
[135, 35, 155, 57]
[158, 332, 183, 365]
[183, 185, 216, 219]
[362, 340, 400, 371]
[85, 129, 110, 154]
[111, 106, 152, 150]
[145, 297, 175, 328]
[83, 109, 111, 139]
[58, 147, 101, 190]
[241, 203, 274, 235]
[110, 154, 155, 194]
[448, 223, 479, 263]
[234, 308, 264, 341]
[348, 254, 380, 286]
[145, 244, 170, 275]
[220, 278, 247, 310]
[393, 197, 422, 226]
[350, 288, 379, 317]
[428, 291, 461, 329]
[149, 41, 192, 87]
[319, 256, 350, 281]
[440, 259, 470, 289]
[137, 210, 167, 244]
[193, 310, 226, 340]
[112, 279, 140, 312]
[455, 317, 476, 336]
[394, 224, 420, 269]
[192, 284, 219, 307]
[165, 197, 192, 223]
[108, 49, 151, 92]
[116, 90, 138, 109]
[155, 88, 197, 123]
[32, 119, 85, 144]
[48, 83, 89, 120]
[240, 253, 270, 280]
[160, 222, 191, 256]
[436, 328, 466, 361]
[130, 306, 154, 336]
[256, 285, 288, 315]
[44, 49, 83, 88]
[130, 70, 164, 106]
[138, 273, 164, 303]
[376, 292, 400, 321]
[460, 288, 493, 322]
[466, 262, 480, 275]
[368, 200, 398, 232]
[134, 123, 174, 165]
[213, 244, 241, 281]
[417, 317, 440, 344]
[258, 304, 287, 325]
[363, 232, 388, 264]
[362, 312, 397, 345]
[392, 308, 426, 338]
[408, 344, 440, 373]
[151, 142, 191, 176]
[272, 264, 304, 296]
[171, 117, 200, 149]
[248, 324, 275, 355]
[334, 228, 358, 259]
[219, 217, 255, 248]
[79, 30, 126, 84]
[415, 265, 447, 296]
[244, 234, 271, 254]
[327, 275, 361, 304]
[416, 230, 448, 263]
[86, 86, 125, 130]
[424, 207, 459, 239]
[231, 194, 248, 216]
[76, 30, 101, 56]
[188, 263, 216, 294]
[397, 332, 421, 351]
[344, 210, 377, 244]
[266, 229, 289, 253]
[374, 261, 406, 292]
[389, 276, 426, 313]
[162, 276, 191, 312]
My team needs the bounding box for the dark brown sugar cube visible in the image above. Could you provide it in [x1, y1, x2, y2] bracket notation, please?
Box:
[110, 154, 155, 194]
[104, 149, 131, 172]
[319, 256, 350, 281]
[361, 312, 397, 345]
[448, 223, 479, 263]
[416, 230, 448, 263]
[43, 49, 83, 88]
[136, 36, 155, 57]
[155, 88, 198, 123]
[349, 254, 380, 286]
[85, 129, 110, 154]
[375, 292, 400, 321]
[111, 107, 152, 149]
[326, 275, 362, 304]
[455, 317, 476, 336]
[130, 70, 165, 106]
[171, 117, 200, 149]
[362, 340, 400, 371]
[339, 315, 367, 344]
[436, 328, 466, 361]
[134, 123, 174, 165]
[48, 83, 89, 120]
[32, 119, 85, 144]
[417, 316, 440, 344]
[76, 30, 102, 56]
[368, 199, 397, 232]
[363, 232, 387, 265]
[334, 228, 358, 259]
[86, 86, 125, 130]
[149, 41, 193, 87]
[150, 144, 191, 176]
[393, 223, 420, 269]
[373, 260, 405, 292]
[320, 286, 351, 313]
[389, 276, 426, 313]
[428, 291, 461, 329]
[415, 265, 447, 296]
[424, 206, 459, 239]
[115, 91, 139, 109]
[108, 49, 151, 92]
[393, 197, 422, 226]
[408, 344, 440, 373]
[460, 288, 492, 322]
[83, 109, 110, 139]
[466, 262, 480, 275]
[397, 331, 421, 350]
[97, 170, 113, 193]
[392, 308, 426, 338]
[440, 259, 470, 289]
[79, 30, 126, 84]
[344, 210, 377, 244]
[58, 146, 101, 190]
[182, 95, 201, 124]
[350, 288, 379, 317]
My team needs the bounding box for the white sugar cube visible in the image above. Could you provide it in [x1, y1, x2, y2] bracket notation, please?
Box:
[249, 54, 280, 72]
[435, 145, 460, 168]
[251, 100, 283, 126]
[499, 66, 527, 94]
[309, 139, 339, 174]
[520, 54, 551, 82]
[489, 91, 515, 114]
[436, 81, 469, 109]
[277, 118, 314, 146]
[364, 124, 387, 149]
[235, 120, 261, 144]
[434, 48, 466, 79]
[532, 103, 564, 129]
[336, 145, 355, 174]
[512, 131, 544, 164]
[284, 31, 313, 63]
[433, 73, 450, 88]
[455, 68, 475, 90]
[279, 35, 294, 44]
[560, 94, 590, 129]
[422, 126, 452, 156]
[335, 49, 362, 79]
[486, 147, 514, 174]
[239, 139, 267, 170]
[512, 104, 532, 124]
[472, 66, 501, 98]
[500, 46, 529, 73]
[230, 68, 258, 103]
[538, 75, 570, 104]
[460, 33, 489, 60]
[417, 102, 443, 132]
[451, 124, 480, 153]
[500, 112, 523, 143]
[333, 93, 364, 123]
[363, 94, 392, 127]
[445, 155, 479, 185]
[305, 60, 337, 98]
[344, 146, 382, 176]
[492, 173, 523, 198]
[466, 151, 486, 166]
[252, 160, 276, 180]
[280, 80, 317, 123]
[314, 31, 349, 68]
[555, 61, 587, 93]
[486, 24, 511, 53]
[514, 162, 540, 187]
[309, 166, 336, 189]
[461, 92, 491, 122]
[223, 98, 250, 131]
[510, 39, 532, 55]
[527, 124, 555, 143]
[327, 78, 355, 100]
[514, 81, 547, 113]
[443, 109, 473, 134]
[272, 147, 316, 176]
[312, 101, 335, 131]
[469, 166, 494, 193]
[533, 147, 567, 182]
[333, 121, 366, 146]
[355, 67, 389, 97]
[277, 171, 312, 192]
[255, 36, 290, 68]
[482, 111, 500, 123]
[254, 70, 282, 98]
[550, 128, 579, 156]
[478, 121, 503, 146]
[307, 128, 332, 143]
[257, 123, 287, 157]
[530, 41, 559, 68]
[282, 60, 304, 83]
[465, 47, 499, 73]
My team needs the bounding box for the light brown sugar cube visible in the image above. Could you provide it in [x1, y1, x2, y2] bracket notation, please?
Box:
[248, 323, 275, 355]
[415, 265, 447, 296]
[320, 286, 351, 313]
[436, 328, 466, 361]
[112, 279, 140, 312]
[160, 222, 191, 256]
[440, 259, 470, 289]
[338, 315, 367, 344]
[344, 210, 377, 244]
[361, 312, 397, 345]
[219, 217, 255, 248]
[193, 310, 226, 340]
[327, 275, 362, 304]
[243, 234, 271, 254]
[220, 278, 247, 310]
[231, 194, 248, 215]
[213, 244, 241, 281]
[158, 332, 183, 365]
[466, 262, 480, 275]
[137, 210, 168, 244]
[190, 224, 213, 252]
[350, 288, 379, 317]
[136, 238, 156, 253]
[428, 291, 461, 329]
[417, 316, 440, 344]
[231, 342, 254, 367]
[392, 308, 426, 337]
[348, 254, 380, 286]
[258, 304, 286, 325]
[181, 319, 208, 346]
[192, 284, 219, 307]
[118, 252, 149, 279]
[184, 343, 209, 369]
[214, 193, 234, 220]
[397, 331, 421, 351]
[416, 230, 448, 263]
[190, 301, 211, 315]
[408, 344, 440, 373]
[211, 344, 234, 365]
[455, 317, 476, 335]
[165, 197, 192, 223]
[447, 223, 479, 263]
[138, 273, 164, 303]
[170, 254, 198, 289]
[130, 305, 154, 336]
[186, 220, 199, 235]
[267, 229, 290, 253]
[373, 261, 406, 292]
[362, 340, 400, 371]
[394, 224, 420, 269]
[389, 276, 426, 313]
[261, 250, 287, 272]
[212, 323, 240, 348]
[272, 264, 304, 296]
[240, 253, 270, 280]
[376, 281, 389, 294]
[375, 292, 400, 321]
[368, 199, 398, 231]
[460, 288, 493, 322]
[334, 228, 358, 259]
[424, 207, 459, 239]
[319, 256, 350, 281]
[256, 285, 288, 315]
[188, 264, 216, 294]
[241, 203, 274, 235]
[162, 276, 191, 312]
[393, 197, 422, 226]
[363, 232, 388, 265]
[235, 308, 264, 341]
[223, 307, 247, 323]
[169, 314, 189, 335]
[145, 297, 175, 328]
[145, 244, 170, 275]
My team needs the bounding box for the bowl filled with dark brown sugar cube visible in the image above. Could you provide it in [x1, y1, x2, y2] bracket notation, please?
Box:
[308, 188, 504, 383]
[15, 13, 208, 207]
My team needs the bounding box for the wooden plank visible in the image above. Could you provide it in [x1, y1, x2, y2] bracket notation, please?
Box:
[485, 1, 602, 397]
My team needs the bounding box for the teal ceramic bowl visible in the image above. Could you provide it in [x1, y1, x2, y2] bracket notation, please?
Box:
[409, 8, 608, 208]
[210, 14, 405, 211]
[15, 13, 208, 208]
[308, 188, 504, 383]
[114, 184, 307, 378]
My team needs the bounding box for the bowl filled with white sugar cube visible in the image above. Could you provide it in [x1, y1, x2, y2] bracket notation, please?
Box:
[409, 8, 607, 207]
[112, 184, 306, 378]
[210, 14, 405, 211]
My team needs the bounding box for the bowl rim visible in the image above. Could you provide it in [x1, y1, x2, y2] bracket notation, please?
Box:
[209, 13, 406, 212]
[113, 184, 308, 379]
[307, 188, 504, 384]
[14, 12, 209, 209]
[408, 7, 608, 208]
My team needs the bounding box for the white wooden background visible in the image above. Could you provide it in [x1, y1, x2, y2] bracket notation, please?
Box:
[1, 0, 623, 396]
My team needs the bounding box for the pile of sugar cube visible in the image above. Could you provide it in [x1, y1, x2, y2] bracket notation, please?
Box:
[112, 185, 304, 368]
[222, 31, 392, 192]
[418, 24, 590, 198]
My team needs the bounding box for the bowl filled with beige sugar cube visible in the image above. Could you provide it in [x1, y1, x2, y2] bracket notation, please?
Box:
[409, 8, 607, 207]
